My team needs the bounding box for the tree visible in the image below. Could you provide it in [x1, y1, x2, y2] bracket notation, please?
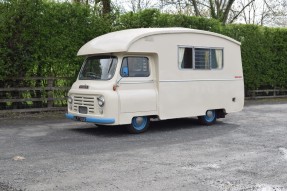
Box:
[131, 0, 256, 24]
[188, 0, 258, 24]
[237, 0, 287, 26]
[113, 0, 158, 13]
[72, 0, 111, 15]
[100, 0, 111, 15]
[157, 0, 196, 15]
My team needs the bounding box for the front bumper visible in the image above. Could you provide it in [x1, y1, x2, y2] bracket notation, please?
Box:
[65, 113, 115, 124]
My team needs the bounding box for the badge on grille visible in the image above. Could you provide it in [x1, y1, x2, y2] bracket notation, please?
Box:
[79, 85, 89, 89]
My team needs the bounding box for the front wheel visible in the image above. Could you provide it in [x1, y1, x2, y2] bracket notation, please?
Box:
[198, 110, 216, 125]
[127, 116, 150, 134]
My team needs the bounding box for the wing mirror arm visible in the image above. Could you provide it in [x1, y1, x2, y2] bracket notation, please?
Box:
[113, 77, 123, 91]
[114, 66, 128, 91]
[116, 77, 123, 86]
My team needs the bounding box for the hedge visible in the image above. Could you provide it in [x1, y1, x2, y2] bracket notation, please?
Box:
[223, 25, 287, 90]
[1, 2, 287, 92]
[115, 9, 222, 33]
[0, 0, 111, 81]
[116, 9, 287, 91]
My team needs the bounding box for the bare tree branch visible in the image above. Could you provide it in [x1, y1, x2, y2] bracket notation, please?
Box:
[209, 0, 217, 19]
[191, 0, 200, 16]
[221, 0, 235, 24]
[229, 0, 255, 23]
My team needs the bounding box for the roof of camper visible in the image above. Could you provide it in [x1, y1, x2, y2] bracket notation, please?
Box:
[77, 28, 240, 56]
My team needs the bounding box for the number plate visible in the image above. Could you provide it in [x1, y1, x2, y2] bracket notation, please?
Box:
[79, 106, 88, 114]
[75, 116, 86, 122]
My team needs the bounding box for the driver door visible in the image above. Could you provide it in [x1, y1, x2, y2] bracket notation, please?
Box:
[117, 56, 157, 113]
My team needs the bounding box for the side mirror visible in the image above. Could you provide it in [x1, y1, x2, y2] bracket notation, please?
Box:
[122, 66, 129, 77]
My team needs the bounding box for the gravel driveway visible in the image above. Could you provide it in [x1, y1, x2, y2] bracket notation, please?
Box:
[0, 101, 287, 191]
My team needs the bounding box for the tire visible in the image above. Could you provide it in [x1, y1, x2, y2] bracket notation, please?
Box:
[127, 116, 150, 134]
[198, 110, 216, 125]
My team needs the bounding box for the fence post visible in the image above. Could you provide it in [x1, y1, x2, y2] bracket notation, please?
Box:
[47, 78, 53, 108]
[251, 90, 255, 99]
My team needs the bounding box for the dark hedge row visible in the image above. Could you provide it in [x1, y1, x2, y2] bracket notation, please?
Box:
[223, 25, 287, 90]
[0, 0, 111, 81]
[117, 9, 287, 91]
[1, 2, 286, 91]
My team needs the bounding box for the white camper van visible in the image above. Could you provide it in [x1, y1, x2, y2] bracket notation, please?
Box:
[66, 28, 244, 133]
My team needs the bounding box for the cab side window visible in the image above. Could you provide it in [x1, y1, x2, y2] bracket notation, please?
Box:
[120, 57, 150, 77]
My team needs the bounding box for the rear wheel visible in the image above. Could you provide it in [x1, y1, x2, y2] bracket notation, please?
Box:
[198, 110, 216, 125]
[127, 116, 150, 134]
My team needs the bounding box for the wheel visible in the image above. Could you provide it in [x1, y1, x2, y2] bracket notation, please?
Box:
[127, 116, 150, 134]
[198, 110, 216, 125]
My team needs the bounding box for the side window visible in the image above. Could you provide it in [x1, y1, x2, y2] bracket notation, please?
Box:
[120, 57, 150, 77]
[179, 47, 193, 69]
[210, 49, 223, 69]
[194, 48, 210, 69]
[179, 46, 223, 70]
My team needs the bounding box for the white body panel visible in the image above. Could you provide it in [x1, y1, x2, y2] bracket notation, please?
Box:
[67, 28, 244, 125]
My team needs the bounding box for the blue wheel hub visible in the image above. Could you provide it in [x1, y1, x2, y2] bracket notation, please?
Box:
[132, 116, 148, 130]
[204, 110, 216, 122]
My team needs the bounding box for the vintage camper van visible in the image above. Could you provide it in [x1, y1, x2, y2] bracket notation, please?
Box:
[65, 28, 244, 133]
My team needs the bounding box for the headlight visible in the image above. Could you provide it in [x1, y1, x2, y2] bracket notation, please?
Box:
[97, 96, 105, 107]
[67, 96, 73, 104]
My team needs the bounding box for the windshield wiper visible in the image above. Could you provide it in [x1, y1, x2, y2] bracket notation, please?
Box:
[107, 58, 113, 74]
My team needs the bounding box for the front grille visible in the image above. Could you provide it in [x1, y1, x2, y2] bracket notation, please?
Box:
[73, 95, 97, 114]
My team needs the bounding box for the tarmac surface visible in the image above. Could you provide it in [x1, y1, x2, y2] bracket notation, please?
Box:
[0, 101, 287, 191]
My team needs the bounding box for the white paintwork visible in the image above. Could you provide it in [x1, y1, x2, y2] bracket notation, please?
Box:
[77, 28, 240, 55]
[67, 28, 244, 125]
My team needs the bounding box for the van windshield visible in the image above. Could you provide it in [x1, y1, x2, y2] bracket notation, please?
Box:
[79, 56, 117, 80]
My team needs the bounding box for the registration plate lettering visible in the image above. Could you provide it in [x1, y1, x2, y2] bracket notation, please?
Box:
[75, 116, 86, 122]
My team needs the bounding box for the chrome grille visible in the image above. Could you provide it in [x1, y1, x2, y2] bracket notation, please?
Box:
[73, 95, 96, 114]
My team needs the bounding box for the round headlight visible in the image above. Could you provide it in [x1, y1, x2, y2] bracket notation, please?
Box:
[67, 96, 73, 104]
[97, 96, 105, 107]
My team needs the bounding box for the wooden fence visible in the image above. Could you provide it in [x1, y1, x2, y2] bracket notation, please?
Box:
[0, 77, 286, 113]
[0, 77, 72, 113]
[246, 89, 287, 99]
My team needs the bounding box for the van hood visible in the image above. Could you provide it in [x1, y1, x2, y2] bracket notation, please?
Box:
[70, 80, 115, 91]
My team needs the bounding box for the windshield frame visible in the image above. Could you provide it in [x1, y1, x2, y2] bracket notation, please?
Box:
[78, 55, 118, 81]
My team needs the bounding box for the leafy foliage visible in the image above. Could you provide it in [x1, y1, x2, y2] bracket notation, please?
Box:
[115, 9, 222, 32]
[0, 3, 286, 93]
[116, 10, 287, 91]
[0, 0, 111, 109]
[223, 24, 287, 90]
[0, 0, 110, 80]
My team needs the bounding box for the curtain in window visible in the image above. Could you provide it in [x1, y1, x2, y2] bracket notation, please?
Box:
[178, 47, 185, 67]
[215, 50, 223, 69]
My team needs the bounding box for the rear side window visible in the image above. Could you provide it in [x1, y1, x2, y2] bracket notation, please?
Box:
[210, 49, 223, 69]
[120, 57, 150, 77]
[179, 47, 193, 69]
[194, 48, 210, 69]
[179, 46, 223, 70]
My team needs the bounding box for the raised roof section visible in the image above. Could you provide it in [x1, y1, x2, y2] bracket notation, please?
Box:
[77, 28, 240, 56]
